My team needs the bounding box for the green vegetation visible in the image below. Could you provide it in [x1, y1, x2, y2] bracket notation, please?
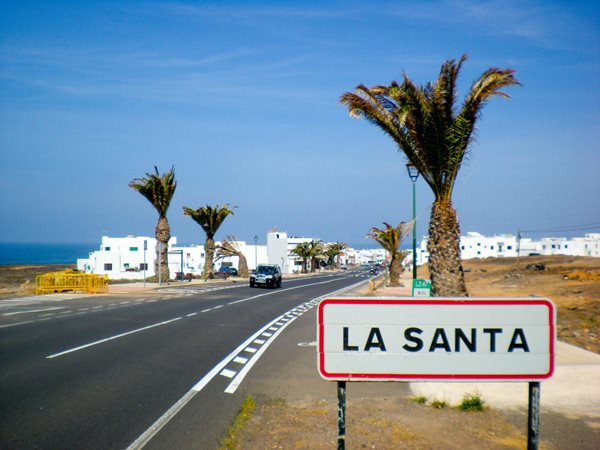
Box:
[219, 394, 256, 450]
[129, 166, 177, 282]
[341, 55, 520, 296]
[459, 393, 485, 412]
[409, 395, 428, 405]
[367, 222, 411, 286]
[183, 204, 236, 280]
[430, 399, 449, 409]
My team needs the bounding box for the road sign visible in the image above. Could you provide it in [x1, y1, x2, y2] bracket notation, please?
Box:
[318, 297, 555, 381]
[412, 279, 431, 297]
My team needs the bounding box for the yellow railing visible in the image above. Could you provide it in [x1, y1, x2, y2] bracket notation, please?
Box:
[36, 271, 109, 295]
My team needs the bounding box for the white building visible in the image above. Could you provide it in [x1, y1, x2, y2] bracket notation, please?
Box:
[417, 232, 600, 263]
[77, 231, 327, 280]
[77, 235, 267, 280]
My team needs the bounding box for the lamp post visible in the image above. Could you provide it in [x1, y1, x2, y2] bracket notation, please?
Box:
[406, 163, 420, 280]
[254, 234, 258, 269]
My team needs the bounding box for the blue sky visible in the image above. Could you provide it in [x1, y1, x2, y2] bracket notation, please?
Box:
[1, 0, 599, 247]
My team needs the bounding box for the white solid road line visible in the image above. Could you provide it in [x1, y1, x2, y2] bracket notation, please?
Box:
[3, 306, 68, 316]
[46, 317, 182, 359]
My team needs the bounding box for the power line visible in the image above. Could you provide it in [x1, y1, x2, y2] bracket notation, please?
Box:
[520, 221, 600, 234]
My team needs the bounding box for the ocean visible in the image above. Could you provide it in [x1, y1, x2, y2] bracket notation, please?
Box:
[0, 243, 97, 265]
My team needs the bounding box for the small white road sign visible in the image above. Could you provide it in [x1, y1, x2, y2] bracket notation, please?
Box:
[318, 298, 555, 381]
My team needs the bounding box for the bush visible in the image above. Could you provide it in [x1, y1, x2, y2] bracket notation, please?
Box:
[459, 393, 485, 411]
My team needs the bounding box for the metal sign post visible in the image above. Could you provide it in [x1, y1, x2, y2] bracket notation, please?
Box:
[528, 381, 541, 450]
[337, 381, 346, 450]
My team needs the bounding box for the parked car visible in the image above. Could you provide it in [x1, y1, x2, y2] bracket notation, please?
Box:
[219, 266, 238, 276]
[250, 264, 282, 288]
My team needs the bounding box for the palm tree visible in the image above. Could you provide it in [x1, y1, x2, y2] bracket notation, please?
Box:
[308, 240, 324, 273]
[129, 166, 177, 283]
[367, 222, 410, 287]
[183, 204, 236, 280]
[341, 54, 520, 296]
[216, 235, 249, 277]
[290, 242, 311, 274]
[324, 242, 348, 269]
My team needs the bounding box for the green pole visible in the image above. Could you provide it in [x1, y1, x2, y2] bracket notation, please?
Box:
[412, 180, 417, 280]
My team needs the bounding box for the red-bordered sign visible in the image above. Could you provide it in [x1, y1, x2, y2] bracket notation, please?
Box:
[318, 298, 555, 382]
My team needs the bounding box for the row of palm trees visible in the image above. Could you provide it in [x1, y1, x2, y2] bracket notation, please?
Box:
[289, 240, 348, 274]
[128, 168, 347, 281]
[128, 55, 519, 294]
[129, 167, 236, 281]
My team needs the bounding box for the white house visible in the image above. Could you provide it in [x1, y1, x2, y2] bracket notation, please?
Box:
[77, 235, 268, 280]
[417, 232, 600, 264]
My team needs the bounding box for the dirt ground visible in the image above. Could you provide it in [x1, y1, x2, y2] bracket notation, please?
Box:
[229, 255, 600, 449]
[2, 257, 599, 448]
[0, 264, 75, 297]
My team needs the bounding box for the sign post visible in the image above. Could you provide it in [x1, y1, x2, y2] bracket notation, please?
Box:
[318, 297, 555, 448]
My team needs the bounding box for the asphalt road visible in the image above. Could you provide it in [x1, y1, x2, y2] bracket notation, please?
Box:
[0, 270, 368, 449]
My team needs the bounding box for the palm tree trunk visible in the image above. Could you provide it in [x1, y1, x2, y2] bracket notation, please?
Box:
[237, 253, 249, 277]
[204, 238, 215, 280]
[389, 255, 402, 286]
[302, 258, 308, 273]
[155, 216, 171, 282]
[427, 200, 468, 296]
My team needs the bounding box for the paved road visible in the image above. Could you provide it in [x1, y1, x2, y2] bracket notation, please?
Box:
[0, 270, 369, 449]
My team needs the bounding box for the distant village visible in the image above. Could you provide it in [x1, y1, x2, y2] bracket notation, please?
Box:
[76, 231, 600, 280]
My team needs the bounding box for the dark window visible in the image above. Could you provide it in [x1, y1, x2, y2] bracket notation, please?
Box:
[140, 263, 148, 270]
[104, 263, 113, 271]
[507, 246, 513, 250]
[105, 247, 111, 251]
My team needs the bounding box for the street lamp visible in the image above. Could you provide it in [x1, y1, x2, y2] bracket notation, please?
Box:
[254, 234, 258, 269]
[406, 163, 420, 280]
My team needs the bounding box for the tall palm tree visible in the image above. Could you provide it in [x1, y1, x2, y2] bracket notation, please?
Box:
[367, 222, 410, 287]
[183, 204, 236, 280]
[290, 242, 311, 273]
[341, 54, 520, 296]
[129, 166, 177, 283]
[324, 242, 348, 269]
[216, 235, 249, 277]
[308, 240, 324, 273]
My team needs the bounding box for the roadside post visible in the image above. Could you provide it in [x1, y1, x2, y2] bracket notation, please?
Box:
[143, 240, 147, 287]
[318, 298, 555, 449]
[411, 278, 431, 297]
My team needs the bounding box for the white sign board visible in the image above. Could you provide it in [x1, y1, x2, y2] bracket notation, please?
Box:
[318, 298, 555, 382]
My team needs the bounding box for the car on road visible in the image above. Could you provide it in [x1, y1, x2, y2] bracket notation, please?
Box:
[250, 264, 282, 288]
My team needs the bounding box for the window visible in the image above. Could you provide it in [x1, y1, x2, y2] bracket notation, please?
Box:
[124, 263, 129, 269]
[507, 246, 513, 250]
[461, 246, 465, 250]
[140, 263, 148, 270]
[490, 246, 494, 250]
[105, 247, 111, 251]
[130, 247, 138, 251]
[104, 263, 113, 271]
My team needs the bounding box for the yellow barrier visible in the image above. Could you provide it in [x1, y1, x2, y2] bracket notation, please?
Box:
[36, 271, 109, 295]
